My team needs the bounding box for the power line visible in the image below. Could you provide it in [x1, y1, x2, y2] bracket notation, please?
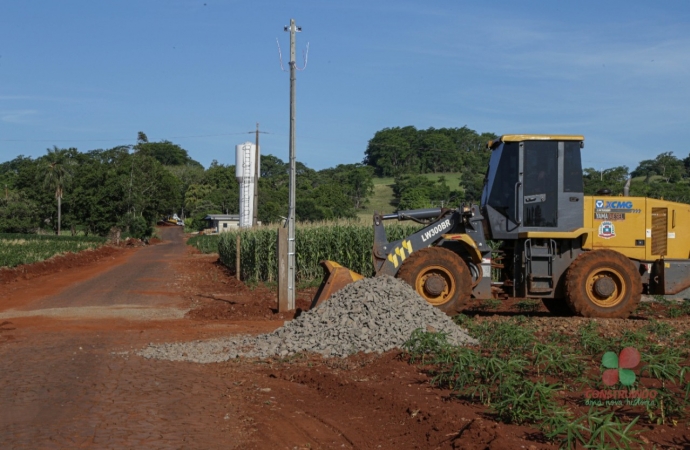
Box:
[0, 131, 273, 143]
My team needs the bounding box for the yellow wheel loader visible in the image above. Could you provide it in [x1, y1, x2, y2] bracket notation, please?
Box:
[314, 134, 690, 318]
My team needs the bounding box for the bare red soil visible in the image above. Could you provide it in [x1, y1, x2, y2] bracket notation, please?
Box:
[0, 227, 688, 449]
[0, 245, 131, 284]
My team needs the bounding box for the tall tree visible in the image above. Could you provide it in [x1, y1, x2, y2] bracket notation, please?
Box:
[134, 136, 202, 167]
[582, 166, 629, 195]
[0, 190, 39, 233]
[317, 164, 375, 210]
[632, 152, 685, 183]
[41, 146, 75, 235]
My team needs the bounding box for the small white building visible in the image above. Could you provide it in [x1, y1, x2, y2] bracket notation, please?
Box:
[204, 214, 240, 233]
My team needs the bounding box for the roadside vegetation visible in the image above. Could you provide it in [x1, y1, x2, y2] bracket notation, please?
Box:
[403, 315, 690, 449]
[214, 221, 422, 283]
[0, 233, 106, 268]
[187, 234, 220, 254]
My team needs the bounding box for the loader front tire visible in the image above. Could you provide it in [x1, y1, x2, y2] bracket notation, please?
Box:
[397, 247, 472, 315]
[565, 249, 641, 318]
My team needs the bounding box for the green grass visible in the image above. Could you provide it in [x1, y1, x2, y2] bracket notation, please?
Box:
[357, 173, 464, 221]
[187, 234, 221, 254]
[357, 178, 396, 221]
[0, 233, 107, 268]
[631, 175, 665, 183]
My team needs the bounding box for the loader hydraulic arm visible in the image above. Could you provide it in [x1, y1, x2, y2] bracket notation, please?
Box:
[372, 208, 461, 276]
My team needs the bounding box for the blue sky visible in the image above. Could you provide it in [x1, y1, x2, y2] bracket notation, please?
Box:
[1, 1, 689, 172]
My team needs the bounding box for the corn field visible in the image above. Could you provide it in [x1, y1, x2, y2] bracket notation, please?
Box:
[0, 234, 107, 268]
[216, 222, 422, 283]
[187, 234, 220, 254]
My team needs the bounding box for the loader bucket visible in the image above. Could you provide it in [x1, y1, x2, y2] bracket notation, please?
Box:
[310, 260, 365, 309]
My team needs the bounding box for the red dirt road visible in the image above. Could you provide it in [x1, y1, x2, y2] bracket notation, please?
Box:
[2, 228, 685, 449]
[0, 228, 263, 448]
[1, 227, 523, 450]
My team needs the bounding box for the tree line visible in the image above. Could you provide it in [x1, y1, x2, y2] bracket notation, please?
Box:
[582, 151, 690, 202]
[2, 126, 689, 236]
[364, 126, 497, 209]
[366, 127, 690, 208]
[0, 132, 375, 236]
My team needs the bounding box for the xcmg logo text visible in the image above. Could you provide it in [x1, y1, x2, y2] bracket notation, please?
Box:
[595, 200, 633, 209]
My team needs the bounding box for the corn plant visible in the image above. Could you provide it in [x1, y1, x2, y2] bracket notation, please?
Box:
[515, 299, 540, 312]
[640, 346, 684, 384]
[471, 319, 536, 354]
[532, 343, 584, 377]
[639, 346, 687, 424]
[634, 301, 653, 315]
[577, 322, 608, 356]
[492, 377, 562, 425]
[475, 299, 502, 311]
[545, 408, 643, 450]
[546, 330, 572, 346]
[403, 329, 451, 364]
[187, 234, 220, 254]
[0, 234, 106, 268]
[217, 221, 421, 283]
[642, 319, 675, 338]
[615, 329, 648, 349]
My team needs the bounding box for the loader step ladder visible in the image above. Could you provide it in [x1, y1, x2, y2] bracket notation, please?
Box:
[524, 239, 556, 295]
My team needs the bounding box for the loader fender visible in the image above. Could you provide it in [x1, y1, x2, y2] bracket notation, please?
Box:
[440, 234, 482, 264]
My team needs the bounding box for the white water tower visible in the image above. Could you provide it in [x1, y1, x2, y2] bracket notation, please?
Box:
[235, 142, 259, 227]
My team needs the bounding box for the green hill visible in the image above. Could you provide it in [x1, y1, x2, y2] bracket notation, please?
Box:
[357, 173, 464, 221]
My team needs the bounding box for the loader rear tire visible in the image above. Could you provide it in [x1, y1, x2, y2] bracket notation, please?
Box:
[397, 247, 472, 315]
[564, 249, 641, 318]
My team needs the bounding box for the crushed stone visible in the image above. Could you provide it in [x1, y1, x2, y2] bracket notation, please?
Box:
[137, 275, 477, 363]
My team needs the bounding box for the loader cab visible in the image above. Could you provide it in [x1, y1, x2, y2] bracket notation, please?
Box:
[481, 135, 585, 240]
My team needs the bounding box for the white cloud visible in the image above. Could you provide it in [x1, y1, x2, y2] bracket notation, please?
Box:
[0, 110, 37, 124]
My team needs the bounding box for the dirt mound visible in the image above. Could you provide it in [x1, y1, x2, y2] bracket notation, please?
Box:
[0, 245, 124, 285]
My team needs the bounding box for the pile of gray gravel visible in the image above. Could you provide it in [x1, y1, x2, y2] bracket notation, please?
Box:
[138, 275, 477, 363]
